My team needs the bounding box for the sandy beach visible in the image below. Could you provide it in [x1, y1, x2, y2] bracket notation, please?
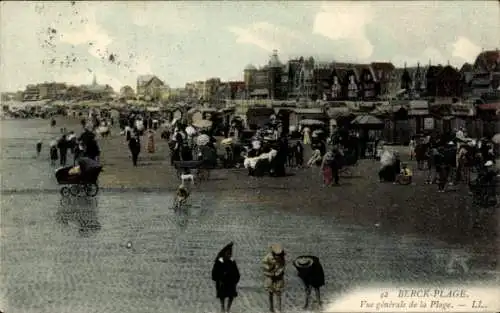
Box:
[1, 116, 498, 313]
[2, 116, 493, 255]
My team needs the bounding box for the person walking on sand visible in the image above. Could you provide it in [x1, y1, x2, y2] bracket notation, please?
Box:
[36, 140, 42, 157]
[57, 134, 69, 166]
[263, 244, 286, 313]
[128, 135, 141, 166]
[146, 129, 156, 154]
[211, 242, 240, 313]
[49, 141, 58, 166]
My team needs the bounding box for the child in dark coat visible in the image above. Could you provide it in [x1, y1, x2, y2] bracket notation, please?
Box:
[293, 255, 325, 310]
[211, 242, 240, 313]
[50, 144, 58, 166]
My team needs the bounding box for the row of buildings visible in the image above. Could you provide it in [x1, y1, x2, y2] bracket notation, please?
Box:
[242, 49, 500, 102]
[15, 75, 115, 102]
[9, 49, 498, 106]
[133, 49, 500, 111]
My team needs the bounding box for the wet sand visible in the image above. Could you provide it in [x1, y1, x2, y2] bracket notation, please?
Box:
[2, 116, 498, 256]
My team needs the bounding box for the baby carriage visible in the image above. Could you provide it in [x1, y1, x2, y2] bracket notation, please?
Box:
[56, 157, 102, 197]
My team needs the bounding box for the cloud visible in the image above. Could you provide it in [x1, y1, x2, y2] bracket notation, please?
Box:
[313, 2, 373, 40]
[128, 3, 198, 33]
[229, 22, 304, 52]
[134, 57, 153, 75]
[312, 2, 374, 59]
[452, 36, 481, 63]
[59, 6, 112, 59]
[1, 1, 499, 92]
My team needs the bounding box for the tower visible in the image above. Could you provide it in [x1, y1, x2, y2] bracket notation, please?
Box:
[244, 64, 257, 99]
[92, 73, 97, 86]
[267, 49, 282, 100]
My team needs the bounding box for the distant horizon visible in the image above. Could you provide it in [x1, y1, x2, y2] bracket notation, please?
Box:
[1, 1, 498, 92]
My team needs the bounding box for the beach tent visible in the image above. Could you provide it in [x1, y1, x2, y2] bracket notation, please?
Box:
[351, 115, 384, 128]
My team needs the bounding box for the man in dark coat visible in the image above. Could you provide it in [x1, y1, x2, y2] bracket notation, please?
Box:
[57, 135, 68, 166]
[293, 255, 325, 310]
[211, 242, 240, 313]
[128, 136, 141, 166]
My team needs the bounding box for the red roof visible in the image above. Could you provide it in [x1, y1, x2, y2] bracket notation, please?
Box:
[478, 102, 500, 110]
[474, 50, 500, 71]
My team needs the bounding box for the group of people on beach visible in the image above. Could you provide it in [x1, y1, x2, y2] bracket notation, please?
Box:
[407, 131, 497, 195]
[211, 242, 325, 313]
[121, 113, 156, 166]
[37, 125, 101, 167]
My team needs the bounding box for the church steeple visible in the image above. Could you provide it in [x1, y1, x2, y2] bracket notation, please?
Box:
[92, 73, 97, 86]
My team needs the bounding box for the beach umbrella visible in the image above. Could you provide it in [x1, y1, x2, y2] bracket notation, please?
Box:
[221, 138, 233, 145]
[196, 134, 210, 146]
[300, 119, 325, 126]
[380, 150, 394, 166]
[193, 119, 212, 129]
[312, 129, 324, 137]
[492, 133, 500, 144]
[185, 126, 197, 136]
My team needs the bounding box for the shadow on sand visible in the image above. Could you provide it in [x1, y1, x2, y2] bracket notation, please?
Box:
[57, 196, 101, 236]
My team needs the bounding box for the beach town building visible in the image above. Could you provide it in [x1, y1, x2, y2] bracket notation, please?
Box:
[244, 50, 289, 100]
[136, 75, 165, 101]
[119, 85, 136, 100]
[470, 49, 500, 97]
[79, 75, 114, 100]
[23, 82, 67, 101]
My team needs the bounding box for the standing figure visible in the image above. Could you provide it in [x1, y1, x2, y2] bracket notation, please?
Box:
[409, 137, 416, 160]
[295, 142, 304, 167]
[211, 242, 240, 313]
[36, 140, 42, 157]
[49, 141, 58, 166]
[293, 255, 325, 310]
[57, 134, 68, 166]
[146, 129, 156, 153]
[128, 135, 141, 166]
[321, 150, 334, 186]
[263, 244, 286, 313]
[303, 127, 311, 145]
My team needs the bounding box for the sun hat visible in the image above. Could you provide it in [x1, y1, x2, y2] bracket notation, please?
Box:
[293, 256, 314, 269]
[271, 243, 284, 255]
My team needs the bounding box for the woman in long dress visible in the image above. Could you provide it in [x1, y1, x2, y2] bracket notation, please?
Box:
[321, 150, 334, 186]
[303, 127, 311, 145]
[146, 129, 155, 153]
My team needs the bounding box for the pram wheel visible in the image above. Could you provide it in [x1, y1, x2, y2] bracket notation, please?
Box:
[85, 184, 99, 197]
[69, 185, 84, 196]
[60, 186, 70, 197]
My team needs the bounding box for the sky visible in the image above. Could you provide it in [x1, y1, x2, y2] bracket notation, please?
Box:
[1, 1, 499, 92]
